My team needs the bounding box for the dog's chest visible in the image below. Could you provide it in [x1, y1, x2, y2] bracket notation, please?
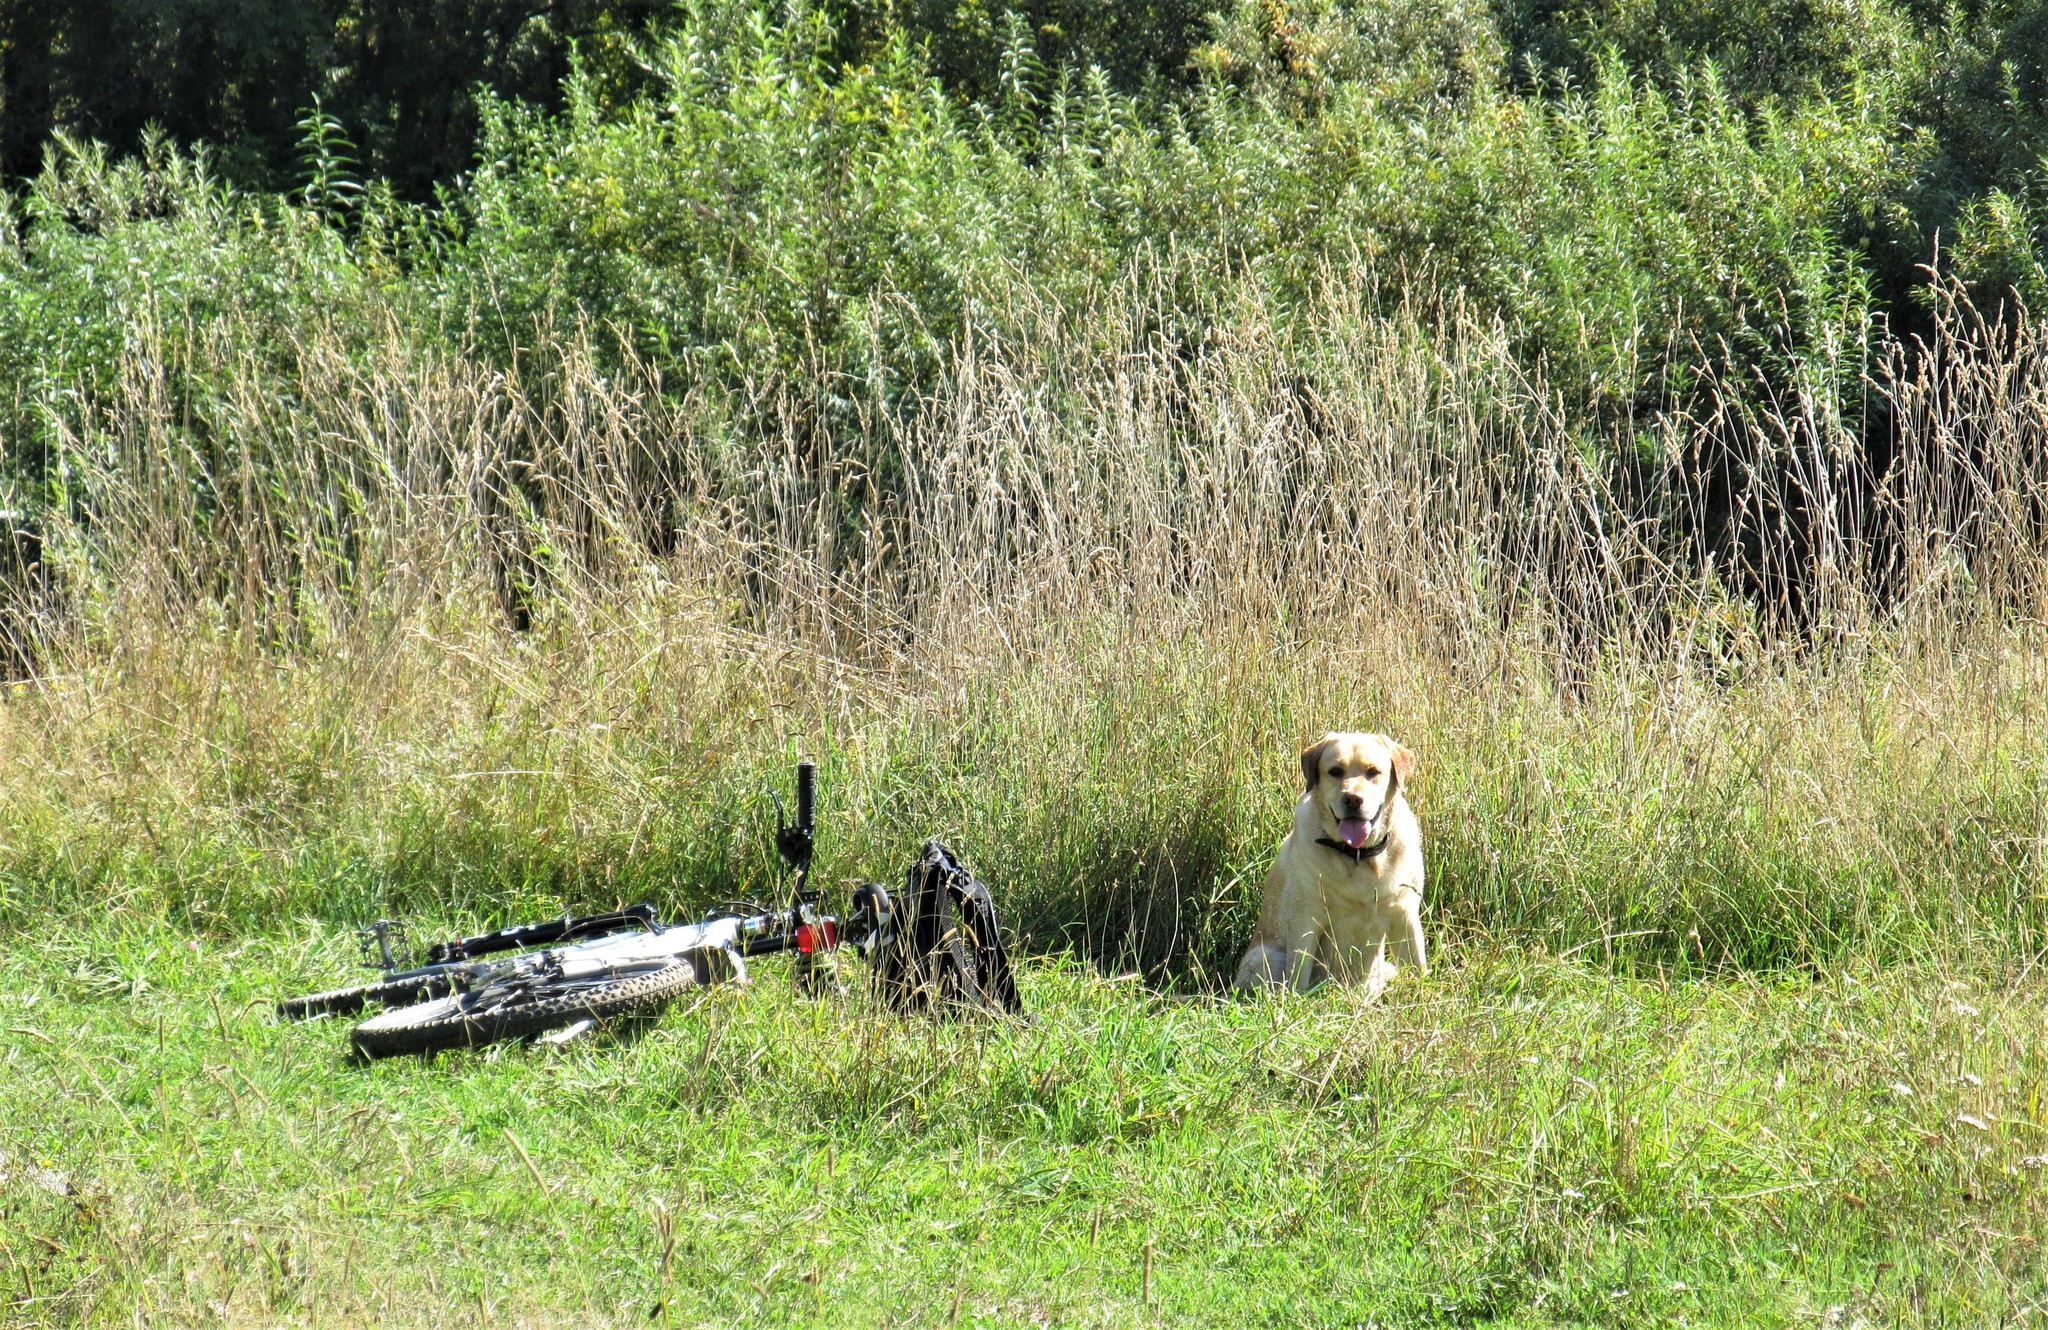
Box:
[1318, 860, 1395, 910]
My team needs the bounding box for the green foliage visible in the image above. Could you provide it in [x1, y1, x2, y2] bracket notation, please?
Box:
[440, 0, 1891, 432]
[831, 0, 1214, 105]
[0, 0, 2041, 602]
[0, 0, 2037, 427]
[292, 98, 363, 220]
[1424, 60, 1891, 414]
[1492, 0, 1918, 104]
[1946, 183, 2048, 310]
[1881, 0, 2048, 307]
[455, 9, 981, 398]
[0, 131, 397, 576]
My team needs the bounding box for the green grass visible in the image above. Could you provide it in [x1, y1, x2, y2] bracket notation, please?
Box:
[5, 915, 2044, 1327]
[6, 606, 2045, 986]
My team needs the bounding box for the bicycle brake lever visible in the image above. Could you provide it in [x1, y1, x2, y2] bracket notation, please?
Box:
[773, 785, 813, 872]
[775, 821, 814, 871]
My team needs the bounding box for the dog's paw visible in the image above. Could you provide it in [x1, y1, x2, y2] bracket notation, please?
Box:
[1356, 956, 1398, 1001]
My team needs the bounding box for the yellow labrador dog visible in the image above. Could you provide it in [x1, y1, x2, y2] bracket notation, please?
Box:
[1234, 732, 1425, 992]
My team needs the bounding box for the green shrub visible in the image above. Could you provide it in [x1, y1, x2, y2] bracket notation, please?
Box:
[443, 1, 1892, 435]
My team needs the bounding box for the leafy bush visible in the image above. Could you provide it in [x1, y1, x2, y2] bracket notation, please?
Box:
[1491, 0, 1917, 105]
[443, 1, 1893, 433]
[0, 0, 676, 195]
[1885, 0, 2048, 309]
[0, 130, 406, 606]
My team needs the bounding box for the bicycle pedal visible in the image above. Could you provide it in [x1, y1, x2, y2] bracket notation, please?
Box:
[355, 919, 410, 970]
[534, 1019, 595, 1048]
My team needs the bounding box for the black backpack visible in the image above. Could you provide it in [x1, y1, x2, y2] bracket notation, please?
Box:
[860, 840, 1023, 1018]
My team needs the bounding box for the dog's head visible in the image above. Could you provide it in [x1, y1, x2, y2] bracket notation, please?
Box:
[1299, 731, 1416, 849]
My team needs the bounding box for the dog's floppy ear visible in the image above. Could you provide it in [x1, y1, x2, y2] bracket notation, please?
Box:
[1388, 738, 1417, 786]
[1299, 735, 1334, 792]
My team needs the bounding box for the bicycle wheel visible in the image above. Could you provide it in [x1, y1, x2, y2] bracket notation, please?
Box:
[349, 960, 698, 1059]
[279, 974, 446, 1021]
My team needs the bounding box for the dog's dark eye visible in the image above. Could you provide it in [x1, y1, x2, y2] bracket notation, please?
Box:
[1362, 766, 1381, 779]
[1327, 766, 1344, 779]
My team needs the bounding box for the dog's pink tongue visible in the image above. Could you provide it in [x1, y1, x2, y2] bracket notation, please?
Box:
[1337, 817, 1372, 848]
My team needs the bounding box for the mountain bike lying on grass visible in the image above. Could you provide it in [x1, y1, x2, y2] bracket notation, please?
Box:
[279, 761, 1022, 1058]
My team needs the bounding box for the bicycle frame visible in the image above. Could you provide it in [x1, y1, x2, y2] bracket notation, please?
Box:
[352, 899, 863, 996]
[341, 759, 880, 986]
[281, 758, 907, 1050]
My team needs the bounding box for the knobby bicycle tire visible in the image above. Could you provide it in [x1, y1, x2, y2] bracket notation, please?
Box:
[279, 974, 444, 1021]
[349, 960, 698, 1059]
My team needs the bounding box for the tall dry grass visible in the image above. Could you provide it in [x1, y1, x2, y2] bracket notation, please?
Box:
[1, 266, 2044, 979]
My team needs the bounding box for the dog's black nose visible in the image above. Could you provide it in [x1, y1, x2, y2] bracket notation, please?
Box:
[1339, 794, 1364, 813]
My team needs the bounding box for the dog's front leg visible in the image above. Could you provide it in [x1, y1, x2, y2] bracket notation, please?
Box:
[1363, 935, 1393, 987]
[1283, 923, 1326, 992]
[1391, 897, 1428, 977]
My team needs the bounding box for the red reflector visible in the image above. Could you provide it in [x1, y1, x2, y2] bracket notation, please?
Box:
[796, 921, 838, 954]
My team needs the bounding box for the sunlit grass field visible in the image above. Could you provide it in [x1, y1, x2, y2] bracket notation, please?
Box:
[6, 914, 2045, 1327]
[3, 591, 2045, 1325]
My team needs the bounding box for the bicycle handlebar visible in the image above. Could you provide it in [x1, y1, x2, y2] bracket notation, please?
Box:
[776, 759, 817, 877]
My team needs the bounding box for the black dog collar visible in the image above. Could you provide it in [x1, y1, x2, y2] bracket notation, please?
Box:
[1316, 833, 1391, 862]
